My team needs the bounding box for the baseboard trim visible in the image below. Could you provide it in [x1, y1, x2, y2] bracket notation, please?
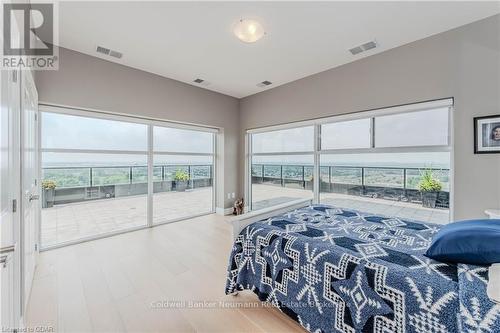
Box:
[216, 207, 233, 216]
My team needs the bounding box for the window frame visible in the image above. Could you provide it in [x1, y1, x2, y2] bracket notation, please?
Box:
[246, 98, 453, 217]
[247, 124, 316, 210]
[39, 104, 218, 250]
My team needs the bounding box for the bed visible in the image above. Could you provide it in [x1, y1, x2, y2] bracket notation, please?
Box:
[225, 200, 500, 333]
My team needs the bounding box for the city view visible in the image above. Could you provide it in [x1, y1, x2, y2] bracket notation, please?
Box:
[42, 163, 213, 188]
[251, 163, 450, 190]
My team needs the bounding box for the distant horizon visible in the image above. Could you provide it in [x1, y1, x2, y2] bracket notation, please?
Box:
[42, 160, 450, 169]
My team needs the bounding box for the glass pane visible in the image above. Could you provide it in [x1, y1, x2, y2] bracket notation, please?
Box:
[41, 153, 148, 247]
[153, 126, 214, 153]
[319, 152, 450, 224]
[153, 155, 213, 223]
[251, 126, 314, 153]
[41, 112, 148, 151]
[131, 166, 148, 184]
[321, 119, 371, 149]
[374, 108, 449, 147]
[42, 167, 90, 188]
[251, 155, 313, 210]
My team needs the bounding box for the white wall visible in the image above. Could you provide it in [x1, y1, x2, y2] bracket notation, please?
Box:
[239, 15, 500, 220]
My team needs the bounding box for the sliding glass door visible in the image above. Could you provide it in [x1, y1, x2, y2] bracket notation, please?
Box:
[40, 112, 149, 247]
[247, 101, 452, 225]
[40, 107, 216, 248]
[152, 126, 215, 223]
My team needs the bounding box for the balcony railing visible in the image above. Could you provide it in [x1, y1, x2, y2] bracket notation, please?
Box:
[41, 164, 213, 207]
[42, 164, 213, 188]
[252, 164, 450, 208]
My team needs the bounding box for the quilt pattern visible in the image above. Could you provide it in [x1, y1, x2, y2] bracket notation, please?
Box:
[225, 204, 500, 333]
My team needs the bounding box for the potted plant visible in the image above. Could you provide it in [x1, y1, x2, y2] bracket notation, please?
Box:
[418, 169, 442, 208]
[173, 169, 190, 192]
[42, 180, 57, 208]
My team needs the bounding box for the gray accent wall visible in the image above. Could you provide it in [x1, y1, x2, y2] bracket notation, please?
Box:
[239, 15, 500, 220]
[35, 46, 240, 210]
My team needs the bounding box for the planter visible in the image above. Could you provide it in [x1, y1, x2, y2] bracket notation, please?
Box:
[174, 180, 188, 192]
[421, 191, 439, 208]
[42, 188, 55, 208]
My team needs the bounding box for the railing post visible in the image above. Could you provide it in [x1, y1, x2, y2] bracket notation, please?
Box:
[129, 166, 133, 184]
[302, 165, 305, 189]
[403, 168, 407, 190]
[90, 167, 93, 187]
[261, 164, 264, 182]
[280, 165, 283, 187]
[361, 167, 365, 187]
[329, 166, 332, 193]
[188, 165, 192, 189]
[162, 166, 164, 181]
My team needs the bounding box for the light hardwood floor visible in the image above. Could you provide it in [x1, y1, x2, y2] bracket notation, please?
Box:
[26, 213, 306, 333]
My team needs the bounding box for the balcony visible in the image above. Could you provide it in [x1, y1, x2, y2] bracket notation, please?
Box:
[251, 164, 450, 224]
[41, 163, 450, 247]
[41, 164, 214, 247]
[42, 164, 213, 206]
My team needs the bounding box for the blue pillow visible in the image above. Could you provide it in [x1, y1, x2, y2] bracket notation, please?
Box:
[425, 219, 500, 265]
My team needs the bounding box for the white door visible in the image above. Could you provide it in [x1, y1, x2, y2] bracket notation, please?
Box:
[0, 68, 22, 330]
[20, 70, 39, 313]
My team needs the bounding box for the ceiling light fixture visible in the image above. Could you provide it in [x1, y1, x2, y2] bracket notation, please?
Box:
[233, 19, 265, 43]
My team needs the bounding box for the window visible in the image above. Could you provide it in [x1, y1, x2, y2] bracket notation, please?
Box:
[247, 100, 452, 224]
[374, 108, 449, 147]
[154, 126, 214, 153]
[42, 112, 148, 151]
[249, 126, 314, 210]
[321, 118, 371, 150]
[40, 108, 217, 248]
[152, 127, 215, 224]
[319, 152, 451, 221]
[41, 112, 149, 247]
[251, 126, 314, 153]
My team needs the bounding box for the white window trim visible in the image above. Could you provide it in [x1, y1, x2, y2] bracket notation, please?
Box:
[39, 104, 218, 250]
[246, 98, 454, 217]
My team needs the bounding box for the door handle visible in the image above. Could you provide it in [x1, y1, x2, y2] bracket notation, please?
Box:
[29, 194, 40, 202]
[0, 244, 15, 269]
[0, 244, 15, 254]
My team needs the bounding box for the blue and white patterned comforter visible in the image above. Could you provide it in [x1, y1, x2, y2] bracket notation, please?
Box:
[225, 204, 500, 333]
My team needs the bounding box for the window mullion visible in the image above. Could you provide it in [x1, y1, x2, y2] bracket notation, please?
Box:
[147, 124, 153, 227]
[313, 124, 320, 204]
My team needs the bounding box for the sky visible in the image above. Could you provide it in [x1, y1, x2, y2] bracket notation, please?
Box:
[42, 108, 450, 168]
[251, 107, 450, 168]
[42, 112, 213, 166]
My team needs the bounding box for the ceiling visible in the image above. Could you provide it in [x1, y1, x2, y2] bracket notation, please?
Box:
[57, 1, 500, 98]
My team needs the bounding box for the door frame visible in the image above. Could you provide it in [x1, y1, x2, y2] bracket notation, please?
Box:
[19, 70, 40, 316]
[1, 68, 24, 330]
[37, 103, 219, 251]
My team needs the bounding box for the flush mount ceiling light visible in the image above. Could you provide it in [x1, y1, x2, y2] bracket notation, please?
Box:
[233, 19, 265, 43]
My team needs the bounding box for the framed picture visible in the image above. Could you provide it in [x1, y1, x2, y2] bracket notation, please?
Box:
[474, 115, 500, 154]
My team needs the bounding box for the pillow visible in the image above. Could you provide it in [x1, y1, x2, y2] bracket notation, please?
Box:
[425, 219, 500, 265]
